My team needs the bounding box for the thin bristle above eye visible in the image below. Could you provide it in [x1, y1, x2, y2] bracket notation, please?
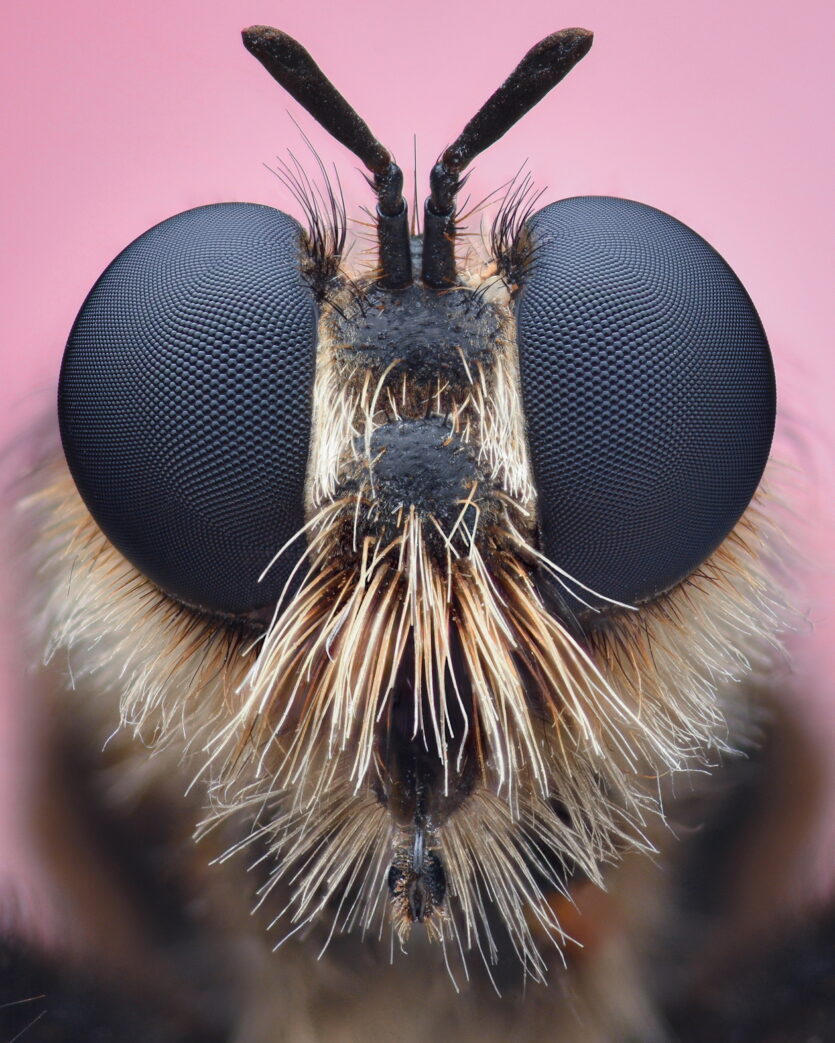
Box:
[489, 167, 544, 289]
[266, 130, 347, 298]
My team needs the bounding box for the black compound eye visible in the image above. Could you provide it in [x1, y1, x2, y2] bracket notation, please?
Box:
[516, 196, 775, 608]
[59, 202, 317, 615]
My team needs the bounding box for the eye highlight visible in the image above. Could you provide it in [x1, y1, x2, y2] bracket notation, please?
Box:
[515, 196, 775, 608]
[58, 202, 318, 615]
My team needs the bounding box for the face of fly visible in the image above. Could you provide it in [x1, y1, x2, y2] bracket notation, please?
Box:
[290, 242, 541, 944]
[44, 25, 781, 978]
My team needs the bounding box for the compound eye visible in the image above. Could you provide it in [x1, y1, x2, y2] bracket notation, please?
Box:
[516, 196, 775, 608]
[59, 203, 317, 615]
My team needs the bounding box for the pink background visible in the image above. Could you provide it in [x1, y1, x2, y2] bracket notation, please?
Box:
[2, 1, 833, 929]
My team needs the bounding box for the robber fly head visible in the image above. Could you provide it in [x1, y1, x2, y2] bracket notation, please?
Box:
[45, 26, 780, 976]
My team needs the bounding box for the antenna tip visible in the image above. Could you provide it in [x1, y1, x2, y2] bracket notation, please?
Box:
[536, 28, 594, 62]
[568, 27, 594, 53]
[241, 24, 265, 45]
[241, 25, 288, 57]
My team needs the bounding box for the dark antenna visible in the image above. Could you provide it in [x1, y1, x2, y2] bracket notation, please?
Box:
[242, 26, 412, 288]
[421, 29, 593, 288]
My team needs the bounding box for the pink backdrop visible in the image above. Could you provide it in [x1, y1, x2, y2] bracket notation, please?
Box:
[2, 0, 833, 926]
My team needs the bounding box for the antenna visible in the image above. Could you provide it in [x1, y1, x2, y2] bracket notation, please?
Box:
[243, 26, 412, 287]
[421, 29, 593, 288]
